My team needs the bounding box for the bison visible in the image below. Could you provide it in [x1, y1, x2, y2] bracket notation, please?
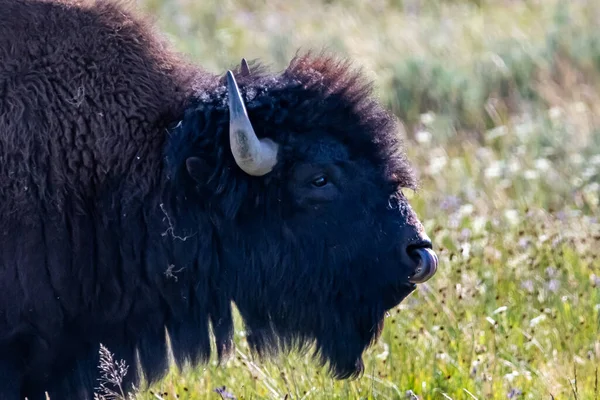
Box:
[0, 0, 438, 398]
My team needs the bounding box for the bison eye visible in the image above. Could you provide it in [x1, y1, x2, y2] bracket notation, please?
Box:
[312, 175, 329, 187]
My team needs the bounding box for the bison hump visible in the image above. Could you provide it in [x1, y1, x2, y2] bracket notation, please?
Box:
[0, 0, 201, 213]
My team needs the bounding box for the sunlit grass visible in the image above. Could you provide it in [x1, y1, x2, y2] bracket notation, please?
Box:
[99, 0, 600, 398]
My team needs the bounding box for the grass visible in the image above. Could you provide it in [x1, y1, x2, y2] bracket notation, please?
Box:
[97, 0, 600, 398]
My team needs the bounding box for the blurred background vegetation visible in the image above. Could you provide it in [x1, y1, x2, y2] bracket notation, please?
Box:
[122, 0, 599, 398]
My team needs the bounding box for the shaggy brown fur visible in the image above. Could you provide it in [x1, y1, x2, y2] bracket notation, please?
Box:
[0, 0, 202, 215]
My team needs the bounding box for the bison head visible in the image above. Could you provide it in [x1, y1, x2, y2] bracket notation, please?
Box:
[166, 53, 437, 379]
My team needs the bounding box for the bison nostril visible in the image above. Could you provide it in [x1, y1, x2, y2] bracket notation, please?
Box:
[406, 243, 438, 284]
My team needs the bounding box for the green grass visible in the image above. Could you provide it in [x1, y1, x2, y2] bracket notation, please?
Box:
[102, 0, 600, 398]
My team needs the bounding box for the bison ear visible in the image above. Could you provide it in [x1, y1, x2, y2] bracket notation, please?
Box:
[186, 157, 210, 183]
[240, 58, 250, 77]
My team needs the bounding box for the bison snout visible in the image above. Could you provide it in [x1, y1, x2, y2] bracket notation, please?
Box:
[406, 242, 438, 284]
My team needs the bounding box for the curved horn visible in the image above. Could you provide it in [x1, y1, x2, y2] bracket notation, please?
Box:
[226, 70, 278, 176]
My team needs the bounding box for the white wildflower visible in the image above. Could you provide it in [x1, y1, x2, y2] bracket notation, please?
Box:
[504, 209, 520, 225]
[583, 166, 598, 180]
[376, 342, 389, 360]
[529, 314, 546, 327]
[548, 107, 562, 121]
[428, 154, 448, 175]
[461, 243, 471, 259]
[514, 121, 535, 138]
[509, 159, 521, 173]
[524, 170, 539, 180]
[504, 370, 520, 382]
[415, 130, 432, 144]
[458, 204, 474, 217]
[534, 158, 551, 171]
[486, 125, 507, 140]
[472, 216, 487, 234]
[485, 161, 504, 178]
[420, 112, 436, 125]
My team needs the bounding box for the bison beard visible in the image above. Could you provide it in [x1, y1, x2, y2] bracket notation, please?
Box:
[0, 0, 436, 398]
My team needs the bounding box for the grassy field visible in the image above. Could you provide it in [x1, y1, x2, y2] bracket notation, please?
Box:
[106, 0, 599, 398]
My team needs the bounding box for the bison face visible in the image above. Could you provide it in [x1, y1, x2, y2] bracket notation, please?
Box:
[287, 136, 437, 292]
[179, 55, 438, 380]
[225, 134, 437, 379]
[253, 135, 436, 379]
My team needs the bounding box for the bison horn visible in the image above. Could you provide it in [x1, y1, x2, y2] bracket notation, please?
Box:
[240, 58, 250, 77]
[226, 70, 278, 176]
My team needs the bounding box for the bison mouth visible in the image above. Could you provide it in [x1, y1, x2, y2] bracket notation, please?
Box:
[379, 246, 438, 310]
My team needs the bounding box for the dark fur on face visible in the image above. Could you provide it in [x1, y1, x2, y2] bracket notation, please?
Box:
[0, 0, 430, 398]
